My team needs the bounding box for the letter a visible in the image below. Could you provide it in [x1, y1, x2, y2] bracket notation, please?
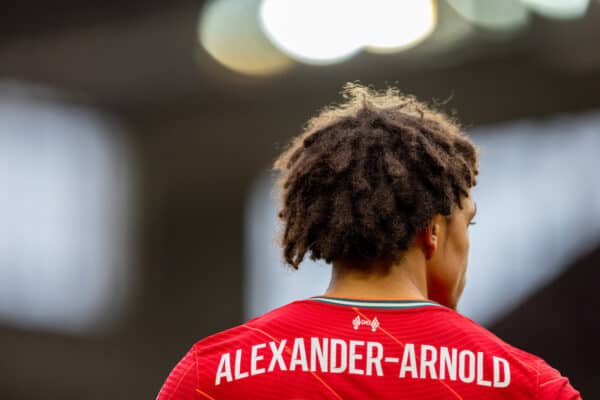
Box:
[215, 353, 232, 386]
[290, 338, 309, 371]
[399, 343, 418, 378]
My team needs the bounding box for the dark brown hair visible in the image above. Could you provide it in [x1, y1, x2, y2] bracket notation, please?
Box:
[272, 82, 480, 270]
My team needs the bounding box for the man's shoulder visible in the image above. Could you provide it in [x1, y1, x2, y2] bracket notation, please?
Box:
[443, 309, 540, 356]
[442, 310, 568, 376]
[192, 300, 308, 352]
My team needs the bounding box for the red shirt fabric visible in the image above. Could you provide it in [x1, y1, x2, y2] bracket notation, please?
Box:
[156, 297, 581, 399]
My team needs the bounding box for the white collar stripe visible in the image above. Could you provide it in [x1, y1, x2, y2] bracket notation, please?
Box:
[311, 297, 440, 309]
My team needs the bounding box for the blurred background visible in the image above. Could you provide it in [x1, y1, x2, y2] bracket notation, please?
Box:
[1, 0, 599, 398]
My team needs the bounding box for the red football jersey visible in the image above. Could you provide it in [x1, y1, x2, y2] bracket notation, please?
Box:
[157, 297, 581, 399]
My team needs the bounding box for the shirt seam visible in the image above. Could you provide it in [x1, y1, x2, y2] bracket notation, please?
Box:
[294, 298, 451, 313]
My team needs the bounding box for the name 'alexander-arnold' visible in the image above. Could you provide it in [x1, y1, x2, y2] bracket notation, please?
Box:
[215, 337, 511, 388]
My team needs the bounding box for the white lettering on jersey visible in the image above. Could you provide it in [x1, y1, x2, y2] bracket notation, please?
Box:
[399, 343, 418, 378]
[477, 351, 492, 386]
[439, 346, 457, 380]
[348, 340, 365, 375]
[330, 338, 347, 373]
[310, 337, 328, 372]
[420, 344, 438, 379]
[366, 341, 384, 376]
[215, 352, 232, 385]
[250, 343, 266, 376]
[289, 338, 308, 371]
[234, 349, 248, 380]
[458, 350, 476, 383]
[267, 340, 287, 372]
[213, 338, 512, 389]
[493, 356, 511, 388]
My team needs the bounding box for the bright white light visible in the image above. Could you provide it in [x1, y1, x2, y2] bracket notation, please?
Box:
[521, 0, 590, 19]
[447, 0, 529, 31]
[364, 0, 437, 53]
[260, 0, 438, 63]
[199, 0, 294, 76]
[259, 0, 362, 65]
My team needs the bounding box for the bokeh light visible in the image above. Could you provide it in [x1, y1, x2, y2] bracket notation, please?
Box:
[363, 0, 437, 53]
[199, 0, 294, 76]
[521, 0, 590, 19]
[447, 0, 530, 31]
[259, 0, 363, 65]
[259, 0, 438, 64]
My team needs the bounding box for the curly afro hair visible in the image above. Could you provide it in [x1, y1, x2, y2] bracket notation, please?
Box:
[272, 82, 480, 270]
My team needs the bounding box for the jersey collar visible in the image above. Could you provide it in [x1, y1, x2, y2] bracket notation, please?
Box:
[309, 296, 442, 309]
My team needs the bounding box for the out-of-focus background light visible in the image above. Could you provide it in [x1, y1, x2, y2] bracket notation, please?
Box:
[521, 0, 590, 19]
[362, 0, 437, 53]
[259, 0, 437, 63]
[446, 0, 530, 31]
[259, 0, 364, 65]
[200, 0, 596, 74]
[0, 82, 135, 335]
[199, 0, 294, 76]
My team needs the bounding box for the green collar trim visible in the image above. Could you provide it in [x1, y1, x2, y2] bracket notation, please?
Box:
[310, 296, 441, 309]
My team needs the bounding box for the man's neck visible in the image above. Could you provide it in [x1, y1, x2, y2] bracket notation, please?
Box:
[324, 250, 428, 300]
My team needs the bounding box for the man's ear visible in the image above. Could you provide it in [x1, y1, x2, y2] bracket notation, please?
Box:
[417, 217, 442, 260]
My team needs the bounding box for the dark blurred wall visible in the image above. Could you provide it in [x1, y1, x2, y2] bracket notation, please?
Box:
[491, 244, 600, 398]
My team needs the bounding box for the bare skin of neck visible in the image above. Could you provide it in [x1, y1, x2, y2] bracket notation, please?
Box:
[324, 245, 429, 300]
